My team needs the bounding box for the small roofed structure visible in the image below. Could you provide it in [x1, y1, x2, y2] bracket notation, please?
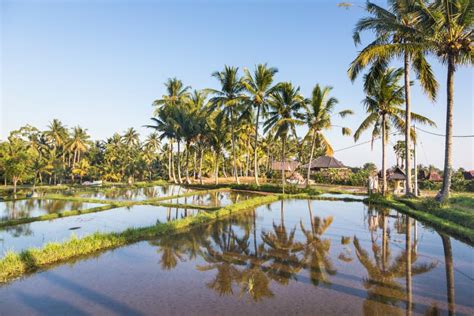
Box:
[379, 167, 406, 194]
[419, 170, 442, 182]
[462, 170, 474, 180]
[302, 155, 347, 171]
[271, 161, 300, 172]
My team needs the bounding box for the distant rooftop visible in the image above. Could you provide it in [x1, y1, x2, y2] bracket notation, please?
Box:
[302, 155, 347, 169]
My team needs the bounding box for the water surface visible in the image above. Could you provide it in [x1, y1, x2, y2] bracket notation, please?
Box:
[0, 205, 199, 255]
[0, 200, 104, 222]
[167, 190, 263, 207]
[0, 199, 472, 315]
[75, 185, 192, 201]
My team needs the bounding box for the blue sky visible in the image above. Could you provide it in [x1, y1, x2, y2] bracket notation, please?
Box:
[1, 0, 472, 169]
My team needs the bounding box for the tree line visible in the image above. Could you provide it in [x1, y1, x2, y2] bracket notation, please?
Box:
[1, 0, 471, 201]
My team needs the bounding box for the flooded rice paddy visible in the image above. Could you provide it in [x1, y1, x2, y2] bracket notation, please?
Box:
[0, 205, 199, 255]
[0, 200, 104, 222]
[166, 190, 264, 207]
[75, 185, 192, 201]
[0, 198, 472, 315]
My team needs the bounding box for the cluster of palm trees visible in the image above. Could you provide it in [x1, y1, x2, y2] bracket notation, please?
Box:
[0, 121, 162, 191]
[349, 0, 472, 201]
[148, 65, 353, 189]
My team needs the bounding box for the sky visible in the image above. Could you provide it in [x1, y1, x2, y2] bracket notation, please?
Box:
[1, 0, 473, 169]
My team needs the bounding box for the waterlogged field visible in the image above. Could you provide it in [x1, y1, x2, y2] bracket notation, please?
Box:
[166, 190, 264, 207]
[0, 198, 472, 315]
[0, 199, 105, 222]
[318, 193, 367, 200]
[0, 205, 200, 255]
[74, 185, 192, 201]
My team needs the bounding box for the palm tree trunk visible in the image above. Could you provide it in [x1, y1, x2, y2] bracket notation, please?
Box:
[177, 140, 182, 184]
[437, 55, 455, 202]
[193, 150, 197, 179]
[306, 131, 316, 187]
[281, 137, 286, 194]
[199, 149, 203, 185]
[231, 112, 240, 184]
[404, 52, 412, 196]
[382, 115, 387, 195]
[440, 233, 455, 316]
[185, 142, 191, 184]
[214, 151, 219, 185]
[170, 141, 177, 184]
[168, 146, 172, 181]
[222, 157, 228, 178]
[254, 104, 261, 185]
[245, 138, 250, 177]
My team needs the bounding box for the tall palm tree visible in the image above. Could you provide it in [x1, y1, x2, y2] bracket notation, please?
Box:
[349, 0, 439, 195]
[264, 82, 305, 193]
[122, 127, 140, 147]
[208, 66, 245, 184]
[303, 84, 353, 187]
[208, 112, 230, 185]
[242, 64, 278, 185]
[354, 68, 435, 194]
[417, 0, 473, 201]
[68, 126, 90, 166]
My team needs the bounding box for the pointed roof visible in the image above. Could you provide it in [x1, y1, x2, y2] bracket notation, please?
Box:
[302, 155, 347, 169]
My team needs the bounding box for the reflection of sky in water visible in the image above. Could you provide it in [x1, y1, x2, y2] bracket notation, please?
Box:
[76, 185, 191, 201]
[167, 191, 263, 207]
[0, 199, 472, 315]
[0, 205, 199, 255]
[318, 193, 367, 200]
[0, 200, 104, 222]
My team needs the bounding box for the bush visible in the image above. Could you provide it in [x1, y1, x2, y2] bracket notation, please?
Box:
[311, 169, 369, 187]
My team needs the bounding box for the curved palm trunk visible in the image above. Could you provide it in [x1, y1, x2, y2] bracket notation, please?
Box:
[306, 131, 316, 187]
[176, 140, 182, 184]
[382, 115, 387, 195]
[281, 137, 286, 194]
[231, 112, 240, 184]
[440, 233, 455, 316]
[170, 141, 177, 184]
[437, 55, 455, 202]
[168, 145, 172, 181]
[193, 150, 197, 179]
[404, 52, 412, 196]
[254, 104, 261, 185]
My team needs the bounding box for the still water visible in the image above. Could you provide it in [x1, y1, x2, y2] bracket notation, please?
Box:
[166, 190, 263, 207]
[0, 200, 104, 222]
[0, 205, 199, 255]
[0, 199, 472, 315]
[75, 185, 192, 201]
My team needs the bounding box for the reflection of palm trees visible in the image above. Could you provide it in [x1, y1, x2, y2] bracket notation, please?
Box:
[261, 201, 304, 285]
[354, 215, 436, 313]
[439, 233, 455, 316]
[300, 215, 336, 286]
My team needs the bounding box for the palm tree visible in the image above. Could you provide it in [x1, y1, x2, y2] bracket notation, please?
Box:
[152, 77, 191, 112]
[122, 127, 140, 147]
[208, 112, 230, 185]
[264, 82, 305, 193]
[208, 66, 245, 184]
[416, 0, 473, 201]
[354, 68, 435, 195]
[143, 132, 161, 180]
[242, 64, 278, 185]
[303, 84, 353, 187]
[349, 0, 439, 195]
[68, 126, 90, 167]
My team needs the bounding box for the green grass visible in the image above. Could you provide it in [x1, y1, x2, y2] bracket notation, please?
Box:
[0, 194, 280, 284]
[367, 194, 474, 245]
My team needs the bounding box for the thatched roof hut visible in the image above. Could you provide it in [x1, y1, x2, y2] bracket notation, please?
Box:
[419, 170, 442, 182]
[379, 167, 406, 181]
[271, 161, 300, 172]
[302, 155, 347, 171]
[462, 170, 474, 180]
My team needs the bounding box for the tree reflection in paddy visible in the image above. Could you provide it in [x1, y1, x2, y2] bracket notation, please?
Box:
[148, 200, 449, 312]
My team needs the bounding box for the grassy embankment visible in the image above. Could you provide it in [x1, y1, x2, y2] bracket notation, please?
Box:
[0, 194, 279, 284]
[367, 193, 474, 245]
